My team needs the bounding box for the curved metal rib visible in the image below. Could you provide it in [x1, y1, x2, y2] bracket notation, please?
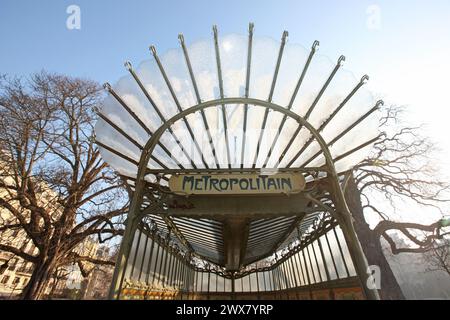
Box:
[178, 34, 220, 169]
[261, 40, 319, 168]
[285, 74, 369, 167]
[212, 25, 232, 168]
[300, 100, 383, 167]
[274, 55, 345, 168]
[150, 46, 208, 169]
[241, 22, 254, 169]
[97, 112, 168, 169]
[103, 83, 185, 169]
[252, 30, 288, 168]
[124, 61, 200, 170]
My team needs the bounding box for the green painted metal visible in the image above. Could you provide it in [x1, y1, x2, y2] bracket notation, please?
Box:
[108, 96, 380, 300]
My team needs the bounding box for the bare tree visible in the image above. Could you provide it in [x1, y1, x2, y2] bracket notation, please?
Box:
[0, 72, 128, 300]
[423, 238, 450, 276]
[343, 105, 450, 299]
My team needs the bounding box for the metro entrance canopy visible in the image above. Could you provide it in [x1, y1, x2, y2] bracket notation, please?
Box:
[95, 24, 382, 300]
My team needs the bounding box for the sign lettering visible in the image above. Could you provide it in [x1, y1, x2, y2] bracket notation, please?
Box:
[169, 173, 305, 195]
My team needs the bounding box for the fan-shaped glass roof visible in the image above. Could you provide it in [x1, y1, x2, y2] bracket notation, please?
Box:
[95, 30, 380, 181]
[95, 25, 382, 271]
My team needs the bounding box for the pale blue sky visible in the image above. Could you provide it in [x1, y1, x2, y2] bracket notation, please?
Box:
[1, 1, 450, 226]
[1, 0, 450, 181]
[1, 1, 448, 84]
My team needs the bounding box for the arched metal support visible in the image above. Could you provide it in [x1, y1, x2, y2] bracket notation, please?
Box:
[108, 97, 380, 300]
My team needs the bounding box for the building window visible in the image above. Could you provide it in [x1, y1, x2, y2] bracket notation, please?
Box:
[8, 258, 18, 271]
[13, 277, 21, 285]
[1, 275, 10, 284]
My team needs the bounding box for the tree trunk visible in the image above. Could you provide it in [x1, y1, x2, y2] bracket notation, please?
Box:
[344, 173, 405, 300]
[21, 257, 55, 300]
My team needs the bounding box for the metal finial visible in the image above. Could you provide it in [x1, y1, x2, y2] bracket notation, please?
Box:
[149, 45, 157, 56]
[124, 61, 132, 71]
[360, 74, 369, 83]
[103, 83, 112, 91]
[178, 33, 185, 44]
[376, 100, 384, 107]
[312, 40, 320, 51]
[338, 55, 346, 65]
[249, 22, 254, 34]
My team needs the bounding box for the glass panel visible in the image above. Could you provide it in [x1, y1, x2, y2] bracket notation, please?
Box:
[249, 273, 257, 292]
[312, 240, 327, 282]
[216, 274, 225, 292]
[328, 228, 350, 278]
[335, 226, 357, 276]
[235, 276, 242, 292]
[305, 246, 317, 284]
[124, 231, 140, 280]
[210, 273, 217, 292]
[224, 278, 232, 292]
[320, 235, 338, 280]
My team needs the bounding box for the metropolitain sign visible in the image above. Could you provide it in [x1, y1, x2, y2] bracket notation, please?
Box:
[168, 173, 306, 195]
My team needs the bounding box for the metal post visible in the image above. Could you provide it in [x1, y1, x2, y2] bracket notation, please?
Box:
[317, 236, 331, 282]
[166, 250, 174, 286]
[187, 268, 193, 299]
[294, 253, 304, 286]
[318, 236, 333, 299]
[138, 230, 150, 282]
[157, 243, 166, 285]
[269, 270, 276, 298]
[108, 215, 140, 300]
[162, 245, 170, 287]
[262, 271, 267, 292]
[207, 269, 211, 300]
[281, 263, 288, 289]
[130, 229, 143, 279]
[255, 271, 260, 300]
[152, 242, 161, 285]
[216, 271, 219, 293]
[301, 249, 313, 300]
[306, 246, 317, 283]
[311, 241, 323, 282]
[145, 236, 156, 286]
[288, 257, 300, 299]
[182, 263, 187, 298]
[231, 274, 236, 300]
[176, 258, 183, 289]
[199, 271, 203, 292]
[169, 253, 176, 287]
[327, 172, 381, 300]
[333, 227, 350, 277]
[325, 232, 339, 279]
[281, 263, 290, 299]
[288, 258, 298, 287]
[195, 270, 199, 292]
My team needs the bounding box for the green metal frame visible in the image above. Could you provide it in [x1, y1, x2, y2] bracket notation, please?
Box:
[107, 97, 380, 300]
